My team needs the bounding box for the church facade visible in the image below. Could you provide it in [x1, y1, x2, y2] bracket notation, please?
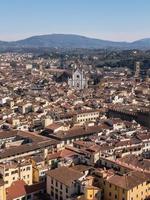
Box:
[68, 68, 88, 90]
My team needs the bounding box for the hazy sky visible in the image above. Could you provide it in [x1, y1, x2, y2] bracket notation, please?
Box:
[0, 0, 150, 41]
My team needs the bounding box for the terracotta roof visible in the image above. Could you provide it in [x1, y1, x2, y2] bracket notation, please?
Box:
[45, 123, 62, 130]
[73, 140, 95, 148]
[136, 133, 150, 141]
[48, 125, 109, 140]
[32, 155, 44, 163]
[114, 138, 140, 147]
[17, 130, 48, 142]
[47, 166, 84, 186]
[6, 180, 46, 200]
[70, 165, 92, 172]
[107, 171, 149, 190]
[25, 182, 46, 194]
[119, 155, 150, 171]
[0, 131, 16, 139]
[48, 149, 78, 160]
[0, 139, 58, 160]
[6, 180, 26, 200]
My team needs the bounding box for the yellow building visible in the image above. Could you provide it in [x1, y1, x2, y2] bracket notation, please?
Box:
[76, 186, 101, 200]
[0, 179, 6, 200]
[103, 171, 150, 200]
[31, 155, 48, 183]
[85, 186, 101, 200]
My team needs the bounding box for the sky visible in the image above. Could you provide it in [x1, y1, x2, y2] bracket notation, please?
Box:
[0, 0, 150, 41]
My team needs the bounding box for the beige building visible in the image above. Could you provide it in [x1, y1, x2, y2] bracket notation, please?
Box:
[0, 160, 33, 188]
[74, 110, 100, 124]
[18, 102, 32, 114]
[47, 166, 85, 200]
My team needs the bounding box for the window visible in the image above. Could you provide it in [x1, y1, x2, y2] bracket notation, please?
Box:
[55, 181, 58, 187]
[109, 183, 112, 188]
[60, 184, 62, 190]
[66, 188, 68, 193]
[5, 173, 9, 176]
[27, 195, 31, 200]
[115, 194, 117, 199]
[55, 188, 58, 193]
[109, 192, 111, 196]
[55, 194, 58, 200]
[60, 197, 63, 200]
[51, 191, 54, 196]
[11, 171, 17, 175]
[26, 167, 30, 171]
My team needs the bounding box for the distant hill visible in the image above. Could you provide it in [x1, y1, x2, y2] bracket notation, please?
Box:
[0, 34, 150, 50]
[130, 38, 150, 49]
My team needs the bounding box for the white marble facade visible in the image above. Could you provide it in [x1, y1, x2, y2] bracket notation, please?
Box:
[68, 68, 88, 90]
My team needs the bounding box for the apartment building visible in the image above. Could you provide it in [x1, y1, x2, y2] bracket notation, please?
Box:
[94, 169, 150, 200]
[104, 171, 150, 200]
[0, 160, 32, 188]
[47, 166, 85, 200]
[73, 110, 100, 124]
